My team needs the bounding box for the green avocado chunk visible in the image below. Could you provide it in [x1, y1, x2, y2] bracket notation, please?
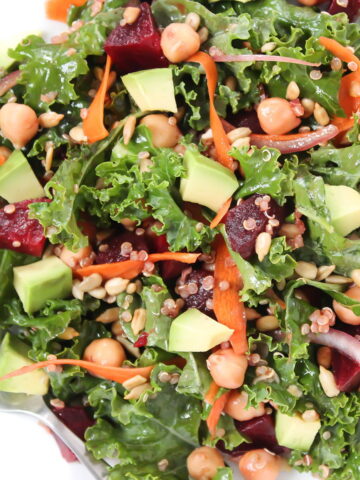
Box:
[275, 411, 321, 451]
[0, 150, 44, 203]
[325, 184, 360, 236]
[13, 256, 72, 314]
[180, 149, 238, 212]
[122, 68, 177, 113]
[168, 308, 234, 352]
[0, 333, 49, 395]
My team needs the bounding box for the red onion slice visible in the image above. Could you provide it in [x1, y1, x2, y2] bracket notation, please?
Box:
[209, 47, 321, 67]
[309, 329, 360, 366]
[0, 70, 21, 97]
[250, 125, 339, 154]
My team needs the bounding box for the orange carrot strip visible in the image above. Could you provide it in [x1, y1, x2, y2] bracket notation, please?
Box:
[0, 155, 7, 166]
[210, 198, 232, 229]
[319, 37, 360, 69]
[0, 359, 153, 385]
[339, 72, 360, 117]
[76, 253, 201, 279]
[207, 391, 231, 437]
[83, 55, 112, 144]
[204, 380, 220, 405]
[147, 252, 200, 263]
[46, 0, 87, 22]
[76, 260, 145, 280]
[213, 237, 248, 355]
[188, 52, 233, 170]
[332, 116, 355, 133]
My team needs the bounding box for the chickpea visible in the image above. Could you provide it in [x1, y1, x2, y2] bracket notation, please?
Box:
[0, 103, 39, 148]
[59, 245, 93, 269]
[140, 114, 181, 148]
[239, 449, 280, 480]
[187, 447, 224, 480]
[224, 391, 265, 422]
[333, 286, 360, 325]
[83, 338, 126, 367]
[257, 98, 301, 135]
[161, 23, 200, 63]
[207, 348, 248, 389]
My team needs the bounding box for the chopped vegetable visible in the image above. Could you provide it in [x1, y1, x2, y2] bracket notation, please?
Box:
[213, 237, 248, 354]
[188, 52, 233, 170]
[206, 390, 231, 437]
[83, 55, 112, 144]
[45, 0, 87, 22]
[210, 198, 232, 229]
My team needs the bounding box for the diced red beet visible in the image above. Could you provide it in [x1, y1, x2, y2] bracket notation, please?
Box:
[51, 406, 95, 440]
[218, 414, 290, 457]
[227, 109, 264, 134]
[225, 195, 284, 259]
[182, 269, 214, 315]
[104, 3, 168, 73]
[332, 349, 360, 392]
[0, 198, 49, 257]
[134, 331, 149, 347]
[328, 0, 360, 21]
[95, 231, 149, 264]
[149, 233, 185, 280]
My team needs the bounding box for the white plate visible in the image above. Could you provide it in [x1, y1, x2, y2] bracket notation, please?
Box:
[1, 2, 311, 479]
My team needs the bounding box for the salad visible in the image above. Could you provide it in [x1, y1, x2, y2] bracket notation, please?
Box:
[0, 0, 360, 479]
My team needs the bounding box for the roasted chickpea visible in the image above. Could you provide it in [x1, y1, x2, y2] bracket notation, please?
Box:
[257, 98, 301, 135]
[224, 391, 265, 422]
[140, 114, 181, 148]
[59, 245, 93, 269]
[161, 23, 201, 63]
[207, 348, 248, 389]
[83, 338, 126, 367]
[239, 449, 280, 480]
[187, 447, 225, 480]
[0, 103, 39, 148]
[333, 286, 360, 325]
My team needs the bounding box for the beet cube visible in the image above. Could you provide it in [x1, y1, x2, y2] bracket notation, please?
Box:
[95, 231, 149, 264]
[332, 349, 360, 392]
[225, 194, 284, 259]
[104, 3, 168, 73]
[0, 198, 48, 257]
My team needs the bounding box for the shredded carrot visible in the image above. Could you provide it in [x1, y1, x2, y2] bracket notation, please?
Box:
[46, 0, 87, 22]
[188, 52, 233, 170]
[147, 252, 200, 263]
[207, 391, 231, 437]
[76, 259, 145, 280]
[204, 381, 220, 405]
[210, 198, 232, 229]
[83, 55, 112, 144]
[332, 116, 356, 133]
[0, 155, 7, 166]
[0, 359, 153, 385]
[318, 37, 360, 70]
[338, 72, 360, 117]
[266, 288, 286, 310]
[213, 237, 248, 355]
[76, 252, 200, 279]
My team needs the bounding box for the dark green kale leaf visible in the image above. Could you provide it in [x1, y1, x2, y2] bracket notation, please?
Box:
[29, 122, 125, 251]
[233, 147, 296, 205]
[86, 366, 202, 480]
[294, 167, 360, 275]
[309, 145, 360, 189]
[82, 127, 216, 252]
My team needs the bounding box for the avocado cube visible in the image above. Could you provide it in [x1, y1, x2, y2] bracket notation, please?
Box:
[122, 68, 177, 113]
[0, 333, 49, 395]
[13, 256, 72, 314]
[325, 184, 360, 237]
[169, 308, 234, 352]
[275, 411, 321, 451]
[180, 149, 238, 212]
[0, 150, 44, 203]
